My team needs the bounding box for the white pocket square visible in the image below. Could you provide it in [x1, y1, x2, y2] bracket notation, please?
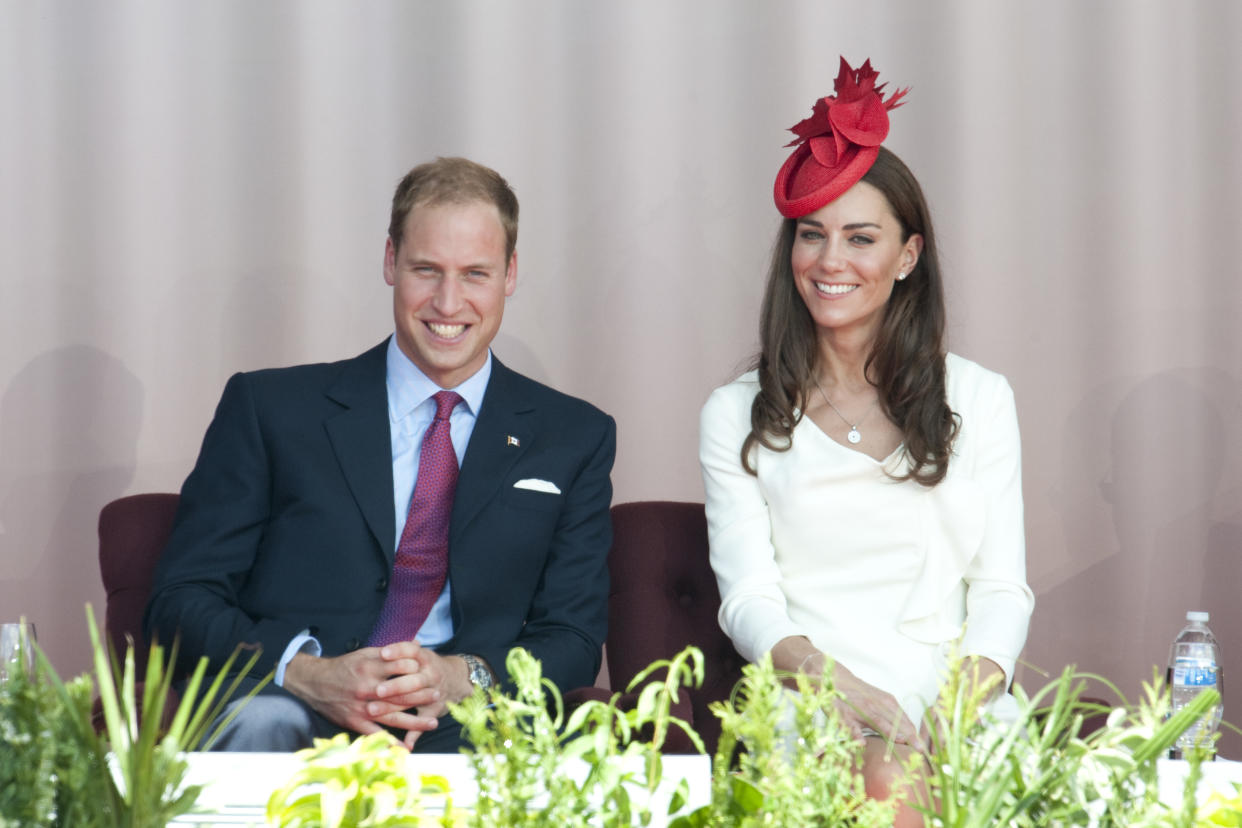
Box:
[513, 478, 561, 494]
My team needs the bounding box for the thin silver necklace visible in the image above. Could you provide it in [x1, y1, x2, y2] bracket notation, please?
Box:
[813, 377, 879, 445]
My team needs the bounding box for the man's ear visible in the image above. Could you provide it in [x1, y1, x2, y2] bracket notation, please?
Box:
[383, 237, 397, 286]
[504, 250, 517, 297]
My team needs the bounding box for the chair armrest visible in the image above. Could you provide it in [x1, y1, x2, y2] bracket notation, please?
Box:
[563, 685, 614, 707]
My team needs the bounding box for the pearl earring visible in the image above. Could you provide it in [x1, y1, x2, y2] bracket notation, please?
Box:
[896, 271, 908, 281]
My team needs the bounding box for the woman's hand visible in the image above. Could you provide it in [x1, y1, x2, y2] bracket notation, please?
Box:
[920, 655, 1005, 746]
[807, 653, 925, 750]
[771, 636, 924, 751]
[958, 655, 1005, 702]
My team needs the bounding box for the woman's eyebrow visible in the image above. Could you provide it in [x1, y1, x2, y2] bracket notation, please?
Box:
[796, 218, 884, 231]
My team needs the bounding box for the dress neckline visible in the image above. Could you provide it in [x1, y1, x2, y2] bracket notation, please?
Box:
[797, 408, 906, 465]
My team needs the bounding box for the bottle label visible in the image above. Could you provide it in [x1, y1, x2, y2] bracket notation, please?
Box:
[1173, 658, 1218, 687]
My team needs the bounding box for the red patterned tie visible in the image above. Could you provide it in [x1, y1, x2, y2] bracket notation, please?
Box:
[369, 390, 463, 647]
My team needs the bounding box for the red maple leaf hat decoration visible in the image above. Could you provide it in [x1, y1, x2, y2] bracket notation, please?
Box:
[773, 57, 909, 218]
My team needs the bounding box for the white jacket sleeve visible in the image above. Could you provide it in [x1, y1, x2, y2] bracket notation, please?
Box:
[954, 366, 1035, 685]
[699, 377, 807, 663]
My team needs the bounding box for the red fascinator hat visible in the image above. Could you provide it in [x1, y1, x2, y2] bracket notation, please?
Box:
[773, 57, 909, 218]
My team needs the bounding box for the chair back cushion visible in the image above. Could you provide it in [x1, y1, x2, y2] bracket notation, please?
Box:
[98, 493, 180, 672]
[607, 501, 744, 752]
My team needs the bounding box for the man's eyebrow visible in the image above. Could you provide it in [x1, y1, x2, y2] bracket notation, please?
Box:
[407, 258, 496, 272]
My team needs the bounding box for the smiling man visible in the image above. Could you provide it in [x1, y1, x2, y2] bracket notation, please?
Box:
[145, 158, 615, 752]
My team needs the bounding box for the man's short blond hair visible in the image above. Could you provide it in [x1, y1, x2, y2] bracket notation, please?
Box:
[388, 157, 519, 259]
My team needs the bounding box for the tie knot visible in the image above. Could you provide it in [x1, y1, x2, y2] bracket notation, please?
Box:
[432, 390, 463, 422]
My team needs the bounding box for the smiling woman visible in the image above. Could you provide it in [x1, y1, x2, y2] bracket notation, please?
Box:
[752, 142, 951, 481]
[790, 182, 922, 366]
[699, 58, 1034, 828]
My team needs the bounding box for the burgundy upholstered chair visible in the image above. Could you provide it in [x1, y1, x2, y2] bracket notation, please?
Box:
[599, 500, 745, 754]
[98, 492, 181, 676]
[97, 494, 748, 752]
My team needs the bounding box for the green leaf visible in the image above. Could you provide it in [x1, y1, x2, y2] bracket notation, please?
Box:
[729, 777, 764, 814]
[668, 775, 689, 814]
[667, 805, 711, 828]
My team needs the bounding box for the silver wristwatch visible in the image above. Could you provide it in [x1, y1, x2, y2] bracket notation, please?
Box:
[462, 654, 493, 691]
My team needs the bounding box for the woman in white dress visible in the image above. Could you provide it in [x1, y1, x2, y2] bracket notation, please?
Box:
[699, 58, 1034, 826]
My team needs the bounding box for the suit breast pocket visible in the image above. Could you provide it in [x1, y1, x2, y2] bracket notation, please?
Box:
[502, 486, 563, 514]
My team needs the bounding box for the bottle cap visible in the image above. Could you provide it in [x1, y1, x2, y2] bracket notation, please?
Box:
[1187, 610, 1210, 622]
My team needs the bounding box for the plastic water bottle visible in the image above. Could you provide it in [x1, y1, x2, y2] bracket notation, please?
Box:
[1168, 610, 1224, 758]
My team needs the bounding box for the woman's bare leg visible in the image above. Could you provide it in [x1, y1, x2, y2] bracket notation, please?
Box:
[860, 737, 929, 828]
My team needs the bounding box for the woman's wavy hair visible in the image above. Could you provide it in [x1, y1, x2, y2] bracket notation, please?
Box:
[742, 146, 958, 486]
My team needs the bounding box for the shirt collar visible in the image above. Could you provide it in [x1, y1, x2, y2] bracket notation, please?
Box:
[386, 336, 491, 422]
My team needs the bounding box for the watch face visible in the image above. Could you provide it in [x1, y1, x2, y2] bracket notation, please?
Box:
[467, 656, 491, 689]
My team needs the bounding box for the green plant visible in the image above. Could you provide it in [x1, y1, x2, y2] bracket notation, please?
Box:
[1197, 783, 1242, 826]
[671, 652, 1221, 828]
[920, 664, 1220, 828]
[671, 654, 897, 828]
[266, 730, 455, 827]
[0, 654, 105, 827]
[452, 645, 705, 828]
[1, 605, 268, 828]
[262, 646, 1232, 827]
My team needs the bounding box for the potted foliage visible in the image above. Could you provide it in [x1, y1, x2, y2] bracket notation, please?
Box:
[266, 645, 706, 828]
[0, 642, 102, 825]
[677, 655, 1219, 828]
[0, 605, 265, 828]
[452, 646, 704, 827]
[670, 655, 900, 827]
[920, 663, 1220, 828]
[262, 646, 1225, 827]
[266, 730, 454, 827]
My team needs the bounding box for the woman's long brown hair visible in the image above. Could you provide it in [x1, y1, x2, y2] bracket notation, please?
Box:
[742, 147, 958, 486]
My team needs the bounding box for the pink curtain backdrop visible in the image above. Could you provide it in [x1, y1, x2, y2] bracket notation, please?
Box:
[3, 0, 1241, 753]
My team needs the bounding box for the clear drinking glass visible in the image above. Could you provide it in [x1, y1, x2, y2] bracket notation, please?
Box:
[0, 621, 37, 681]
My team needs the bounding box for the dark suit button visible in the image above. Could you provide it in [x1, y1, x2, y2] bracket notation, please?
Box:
[346, 637, 360, 650]
[377, 576, 388, 591]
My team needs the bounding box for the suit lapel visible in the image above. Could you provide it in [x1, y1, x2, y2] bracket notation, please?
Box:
[323, 341, 396, 561]
[452, 358, 533, 540]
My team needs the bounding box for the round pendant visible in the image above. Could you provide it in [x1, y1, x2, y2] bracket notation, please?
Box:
[847, 428, 861, 444]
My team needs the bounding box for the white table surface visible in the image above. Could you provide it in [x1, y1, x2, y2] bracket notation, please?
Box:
[1158, 757, 1242, 806]
[174, 751, 711, 826]
[170, 752, 1242, 825]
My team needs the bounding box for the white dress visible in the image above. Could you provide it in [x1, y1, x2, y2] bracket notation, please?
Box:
[699, 353, 1035, 723]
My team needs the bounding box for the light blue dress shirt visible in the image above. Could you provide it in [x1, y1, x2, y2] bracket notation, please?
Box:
[274, 337, 490, 685]
[384, 336, 490, 646]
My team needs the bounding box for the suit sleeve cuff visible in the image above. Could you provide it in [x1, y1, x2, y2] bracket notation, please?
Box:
[275, 630, 321, 687]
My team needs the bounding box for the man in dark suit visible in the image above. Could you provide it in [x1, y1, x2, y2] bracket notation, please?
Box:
[144, 157, 615, 752]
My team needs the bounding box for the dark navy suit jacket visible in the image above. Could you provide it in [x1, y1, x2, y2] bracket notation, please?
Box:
[144, 340, 615, 692]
